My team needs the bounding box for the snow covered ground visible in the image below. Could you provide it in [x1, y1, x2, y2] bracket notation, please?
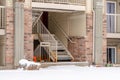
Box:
[0, 65, 120, 80]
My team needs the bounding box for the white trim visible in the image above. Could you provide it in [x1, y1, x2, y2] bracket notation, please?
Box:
[107, 46, 116, 64]
[106, 14, 120, 16]
[0, 29, 5, 35]
[32, 2, 85, 12]
[0, 6, 5, 8]
[106, 1, 116, 33]
[107, 33, 120, 38]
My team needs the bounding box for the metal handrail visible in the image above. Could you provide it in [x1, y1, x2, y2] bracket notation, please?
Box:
[34, 18, 58, 62]
[50, 16, 76, 43]
[34, 45, 40, 57]
[32, 0, 86, 6]
[32, 12, 43, 28]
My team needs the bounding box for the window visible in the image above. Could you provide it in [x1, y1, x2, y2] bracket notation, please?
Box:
[106, 1, 116, 33]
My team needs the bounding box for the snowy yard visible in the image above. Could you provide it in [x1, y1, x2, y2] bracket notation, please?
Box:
[0, 65, 120, 80]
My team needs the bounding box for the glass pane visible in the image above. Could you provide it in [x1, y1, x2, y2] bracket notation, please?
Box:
[111, 48, 115, 63]
[107, 2, 116, 33]
[107, 15, 115, 33]
[107, 2, 115, 14]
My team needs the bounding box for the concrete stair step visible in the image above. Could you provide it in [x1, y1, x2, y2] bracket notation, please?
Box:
[57, 55, 72, 61]
[57, 51, 67, 55]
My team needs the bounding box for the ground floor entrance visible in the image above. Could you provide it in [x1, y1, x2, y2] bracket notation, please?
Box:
[32, 9, 86, 62]
[107, 47, 116, 64]
[107, 38, 120, 64]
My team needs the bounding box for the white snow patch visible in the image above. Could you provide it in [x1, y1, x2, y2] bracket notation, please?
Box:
[19, 59, 41, 69]
[0, 65, 120, 80]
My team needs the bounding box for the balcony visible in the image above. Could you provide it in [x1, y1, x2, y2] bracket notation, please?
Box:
[32, 0, 86, 12]
[107, 14, 120, 38]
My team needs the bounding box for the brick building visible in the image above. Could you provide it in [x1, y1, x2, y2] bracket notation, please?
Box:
[0, 0, 119, 68]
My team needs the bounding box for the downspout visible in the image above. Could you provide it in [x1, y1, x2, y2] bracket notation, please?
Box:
[92, 11, 95, 63]
[92, 0, 95, 63]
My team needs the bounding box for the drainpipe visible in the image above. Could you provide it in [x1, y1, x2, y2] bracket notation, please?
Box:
[92, 9, 95, 63]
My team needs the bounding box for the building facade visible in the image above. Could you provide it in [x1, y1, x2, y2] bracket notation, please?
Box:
[0, 0, 120, 68]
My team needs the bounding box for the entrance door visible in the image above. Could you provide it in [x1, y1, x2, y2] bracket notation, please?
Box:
[107, 47, 116, 64]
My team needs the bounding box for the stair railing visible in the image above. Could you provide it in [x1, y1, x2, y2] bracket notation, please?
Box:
[32, 12, 43, 28]
[33, 12, 58, 62]
[50, 16, 75, 44]
[36, 19, 58, 62]
[34, 45, 40, 58]
[49, 16, 75, 60]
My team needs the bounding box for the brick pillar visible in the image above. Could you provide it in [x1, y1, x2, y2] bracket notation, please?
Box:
[5, 1, 14, 65]
[68, 36, 86, 62]
[24, 0, 33, 60]
[102, 14, 107, 64]
[86, 13, 93, 63]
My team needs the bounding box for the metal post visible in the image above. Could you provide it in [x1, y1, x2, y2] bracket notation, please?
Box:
[14, 2, 24, 66]
[93, 0, 103, 65]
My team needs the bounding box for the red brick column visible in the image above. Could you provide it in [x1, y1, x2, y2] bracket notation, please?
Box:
[24, 8, 33, 60]
[86, 13, 93, 63]
[102, 14, 107, 64]
[68, 36, 86, 62]
[5, 8, 14, 65]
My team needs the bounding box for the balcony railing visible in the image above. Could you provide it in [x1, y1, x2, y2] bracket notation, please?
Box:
[107, 14, 120, 33]
[0, 6, 5, 29]
[32, 0, 86, 6]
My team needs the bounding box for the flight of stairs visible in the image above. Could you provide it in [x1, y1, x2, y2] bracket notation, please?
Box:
[52, 35, 73, 61]
[32, 12, 74, 62]
[37, 34, 74, 62]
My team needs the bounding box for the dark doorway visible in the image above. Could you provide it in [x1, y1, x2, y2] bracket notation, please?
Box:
[107, 47, 116, 64]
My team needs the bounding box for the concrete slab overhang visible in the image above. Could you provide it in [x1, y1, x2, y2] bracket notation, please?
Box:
[107, 33, 120, 39]
[32, 2, 86, 12]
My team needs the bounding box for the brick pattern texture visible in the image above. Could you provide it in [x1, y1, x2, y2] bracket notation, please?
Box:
[68, 36, 86, 62]
[102, 14, 107, 64]
[24, 8, 33, 60]
[5, 8, 14, 65]
[86, 13, 93, 63]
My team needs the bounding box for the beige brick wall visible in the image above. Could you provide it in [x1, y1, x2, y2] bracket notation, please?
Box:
[103, 14, 107, 64]
[86, 13, 93, 63]
[24, 8, 33, 60]
[5, 8, 14, 65]
[68, 36, 86, 62]
[24, 1, 33, 59]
